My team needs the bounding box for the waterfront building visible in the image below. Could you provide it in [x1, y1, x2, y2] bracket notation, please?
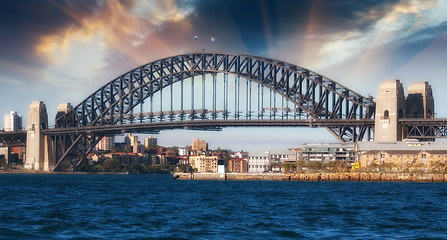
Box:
[218, 160, 225, 173]
[357, 140, 447, 170]
[96, 136, 115, 151]
[248, 151, 270, 173]
[300, 143, 355, 162]
[268, 149, 298, 164]
[4, 111, 22, 131]
[191, 138, 208, 153]
[189, 155, 219, 173]
[144, 136, 157, 148]
[228, 158, 248, 173]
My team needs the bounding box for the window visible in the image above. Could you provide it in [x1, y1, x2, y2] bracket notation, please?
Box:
[422, 153, 427, 165]
[384, 110, 389, 119]
[380, 153, 386, 164]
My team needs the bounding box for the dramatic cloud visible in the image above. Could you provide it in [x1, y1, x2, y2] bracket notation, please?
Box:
[316, 0, 442, 67]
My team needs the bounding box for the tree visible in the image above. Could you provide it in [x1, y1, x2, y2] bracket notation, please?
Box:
[177, 164, 192, 173]
[0, 155, 7, 169]
[146, 146, 158, 155]
[282, 163, 296, 173]
[167, 146, 179, 155]
[102, 158, 123, 172]
[126, 164, 145, 174]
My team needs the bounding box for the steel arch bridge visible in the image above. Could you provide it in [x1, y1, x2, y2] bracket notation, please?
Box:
[49, 52, 375, 171]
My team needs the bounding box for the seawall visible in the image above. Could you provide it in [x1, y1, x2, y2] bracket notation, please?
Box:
[173, 172, 447, 182]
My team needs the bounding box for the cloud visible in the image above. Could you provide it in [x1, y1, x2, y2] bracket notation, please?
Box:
[0, 0, 196, 87]
[314, 0, 442, 68]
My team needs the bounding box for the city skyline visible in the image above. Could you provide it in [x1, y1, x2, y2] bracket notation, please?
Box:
[1, 0, 446, 151]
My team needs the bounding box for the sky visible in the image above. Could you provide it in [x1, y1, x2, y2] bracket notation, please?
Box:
[1, 0, 447, 151]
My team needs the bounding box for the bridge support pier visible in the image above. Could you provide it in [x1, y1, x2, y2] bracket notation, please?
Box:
[374, 80, 436, 142]
[374, 80, 406, 142]
[24, 101, 55, 171]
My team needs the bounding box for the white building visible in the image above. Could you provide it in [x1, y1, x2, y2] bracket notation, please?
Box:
[300, 143, 355, 162]
[248, 149, 299, 173]
[4, 111, 22, 132]
[178, 148, 190, 156]
[248, 151, 270, 173]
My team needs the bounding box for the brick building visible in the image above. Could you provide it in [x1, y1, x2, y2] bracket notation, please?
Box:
[228, 158, 248, 173]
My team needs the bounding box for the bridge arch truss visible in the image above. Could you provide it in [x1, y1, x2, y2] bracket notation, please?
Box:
[57, 53, 375, 139]
[52, 52, 375, 171]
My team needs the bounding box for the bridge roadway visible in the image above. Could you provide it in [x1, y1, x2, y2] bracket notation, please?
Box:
[3, 118, 447, 147]
[44, 118, 375, 135]
[0, 130, 26, 147]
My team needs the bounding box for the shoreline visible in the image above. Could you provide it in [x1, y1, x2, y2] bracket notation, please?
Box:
[174, 172, 447, 182]
[0, 169, 135, 175]
[2, 169, 447, 182]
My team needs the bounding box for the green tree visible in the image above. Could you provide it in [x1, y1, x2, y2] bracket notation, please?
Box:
[0, 155, 7, 169]
[126, 164, 145, 174]
[282, 163, 296, 173]
[102, 158, 124, 172]
[177, 164, 192, 173]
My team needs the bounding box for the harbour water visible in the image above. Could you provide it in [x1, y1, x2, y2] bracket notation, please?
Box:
[1, 174, 446, 239]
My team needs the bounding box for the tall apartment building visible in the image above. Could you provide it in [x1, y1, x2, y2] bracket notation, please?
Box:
[144, 136, 157, 148]
[124, 133, 141, 153]
[191, 138, 208, 153]
[4, 111, 22, 131]
[96, 136, 115, 151]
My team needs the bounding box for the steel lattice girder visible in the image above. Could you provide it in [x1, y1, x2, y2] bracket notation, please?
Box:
[0, 131, 26, 147]
[401, 119, 447, 139]
[52, 133, 103, 172]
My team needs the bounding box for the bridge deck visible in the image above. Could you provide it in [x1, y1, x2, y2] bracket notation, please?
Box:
[0, 130, 27, 147]
[43, 119, 375, 135]
[399, 118, 447, 125]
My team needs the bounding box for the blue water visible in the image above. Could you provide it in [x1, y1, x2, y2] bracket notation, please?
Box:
[1, 174, 446, 239]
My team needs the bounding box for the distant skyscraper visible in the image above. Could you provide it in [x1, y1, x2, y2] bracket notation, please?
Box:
[4, 111, 22, 131]
[144, 136, 157, 148]
[191, 137, 208, 153]
[96, 136, 115, 151]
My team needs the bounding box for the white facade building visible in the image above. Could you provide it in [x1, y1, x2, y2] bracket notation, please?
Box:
[4, 111, 22, 132]
[248, 149, 298, 173]
[300, 143, 355, 162]
[248, 151, 270, 173]
[178, 148, 190, 156]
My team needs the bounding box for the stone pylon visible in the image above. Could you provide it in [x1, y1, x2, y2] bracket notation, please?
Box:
[374, 80, 406, 142]
[406, 82, 434, 119]
[24, 101, 55, 171]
